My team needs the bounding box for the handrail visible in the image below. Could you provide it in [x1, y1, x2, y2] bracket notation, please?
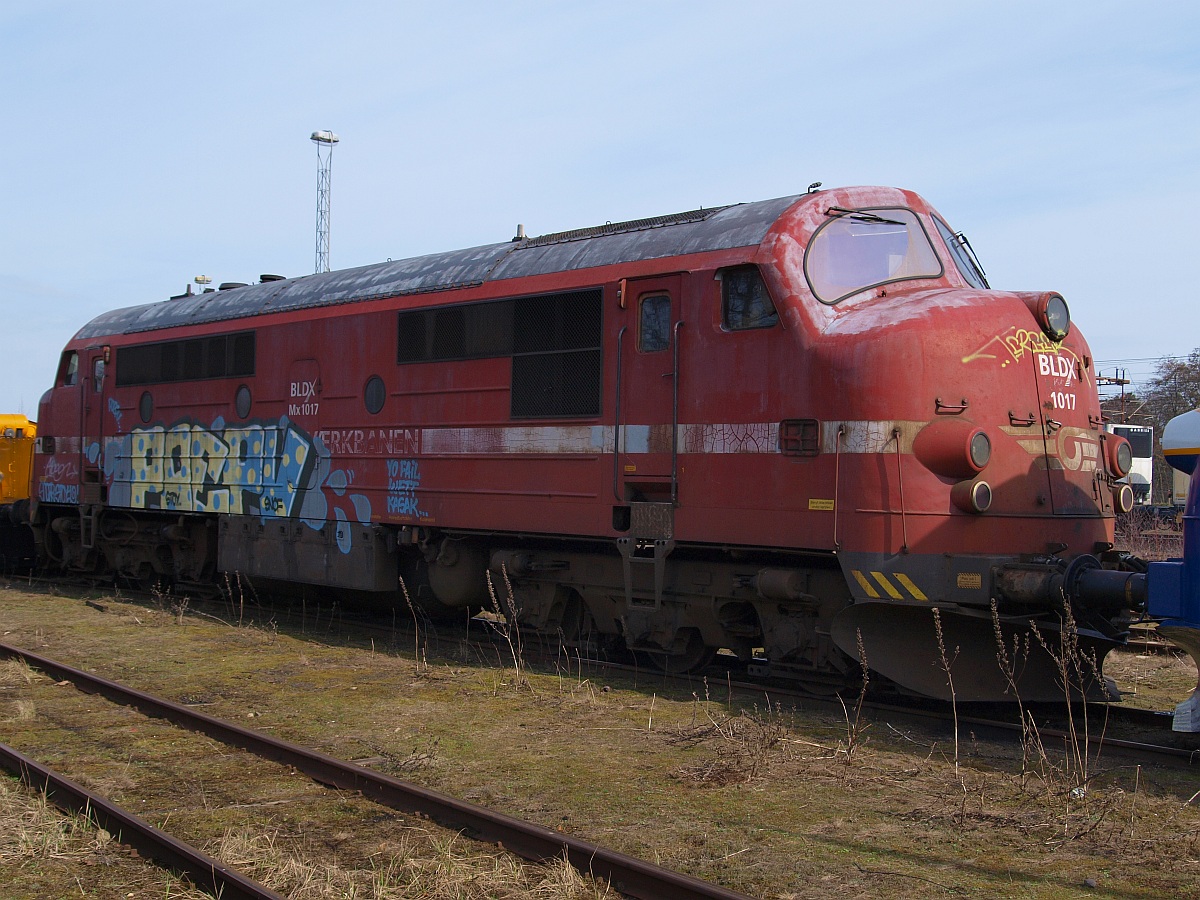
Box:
[894, 427, 908, 552]
[833, 425, 845, 549]
[671, 320, 683, 505]
[613, 326, 627, 502]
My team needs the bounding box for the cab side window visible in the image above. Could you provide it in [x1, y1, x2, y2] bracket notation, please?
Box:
[639, 294, 671, 352]
[721, 265, 778, 330]
[59, 351, 79, 387]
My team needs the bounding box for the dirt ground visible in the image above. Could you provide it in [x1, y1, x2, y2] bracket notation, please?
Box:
[2, 583, 1198, 899]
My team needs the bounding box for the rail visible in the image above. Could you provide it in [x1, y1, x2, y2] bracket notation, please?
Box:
[0, 742, 284, 900]
[0, 641, 755, 900]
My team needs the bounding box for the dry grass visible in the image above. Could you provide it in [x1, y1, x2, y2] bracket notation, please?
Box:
[0, 658, 34, 689]
[215, 825, 611, 899]
[2, 583, 1199, 898]
[1109, 510, 1199, 711]
[0, 776, 215, 899]
[1105, 646, 1199, 710]
[0, 660, 38, 723]
[0, 778, 96, 864]
[667, 700, 794, 786]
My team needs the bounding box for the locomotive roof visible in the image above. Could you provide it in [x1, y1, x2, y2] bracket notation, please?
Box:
[74, 193, 803, 340]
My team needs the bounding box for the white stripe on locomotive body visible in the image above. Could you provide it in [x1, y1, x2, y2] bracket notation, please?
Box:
[422, 424, 610, 455]
[40, 419, 927, 521]
[382, 420, 924, 456]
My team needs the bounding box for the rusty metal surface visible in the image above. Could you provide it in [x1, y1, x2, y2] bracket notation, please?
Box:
[73, 194, 800, 340]
[35, 182, 1141, 706]
[0, 642, 755, 900]
[0, 741, 284, 900]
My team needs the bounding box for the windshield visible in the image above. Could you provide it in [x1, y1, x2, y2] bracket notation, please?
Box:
[804, 207, 943, 304]
[933, 216, 989, 289]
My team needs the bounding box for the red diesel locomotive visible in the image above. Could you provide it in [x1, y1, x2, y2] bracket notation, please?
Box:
[30, 185, 1146, 701]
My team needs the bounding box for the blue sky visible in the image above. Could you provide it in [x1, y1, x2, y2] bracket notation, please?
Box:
[3, 1, 1197, 414]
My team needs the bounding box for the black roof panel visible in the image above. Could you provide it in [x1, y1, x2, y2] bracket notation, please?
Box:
[74, 193, 801, 340]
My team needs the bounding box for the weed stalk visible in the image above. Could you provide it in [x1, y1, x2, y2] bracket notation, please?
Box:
[486, 565, 527, 689]
[932, 607, 961, 774]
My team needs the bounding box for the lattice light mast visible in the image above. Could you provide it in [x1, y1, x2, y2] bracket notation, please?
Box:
[311, 130, 339, 273]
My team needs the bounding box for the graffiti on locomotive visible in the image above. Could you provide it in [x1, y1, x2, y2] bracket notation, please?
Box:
[92, 416, 385, 549]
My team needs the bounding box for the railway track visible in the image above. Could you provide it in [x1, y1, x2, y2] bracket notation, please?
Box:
[0, 742, 284, 900]
[879, 700, 1200, 771]
[0, 641, 754, 900]
[5, 584, 1200, 897]
[195, 587, 1200, 762]
[670, 664, 1200, 772]
[492, 639, 1200, 773]
[13, 575, 1198, 776]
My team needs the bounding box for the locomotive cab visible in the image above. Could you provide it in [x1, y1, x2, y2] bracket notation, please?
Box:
[757, 188, 1144, 699]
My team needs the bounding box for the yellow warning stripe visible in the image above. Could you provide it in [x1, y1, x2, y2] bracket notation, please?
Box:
[850, 569, 928, 601]
[871, 572, 905, 600]
[851, 570, 880, 599]
[894, 573, 928, 601]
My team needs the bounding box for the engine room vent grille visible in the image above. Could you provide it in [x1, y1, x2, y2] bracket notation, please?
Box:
[397, 289, 603, 418]
[512, 290, 603, 418]
[116, 331, 256, 387]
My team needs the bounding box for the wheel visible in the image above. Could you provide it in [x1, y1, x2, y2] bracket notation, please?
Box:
[639, 628, 715, 675]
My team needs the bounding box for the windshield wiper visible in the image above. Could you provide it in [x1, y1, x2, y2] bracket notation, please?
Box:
[825, 206, 906, 226]
[954, 231, 990, 288]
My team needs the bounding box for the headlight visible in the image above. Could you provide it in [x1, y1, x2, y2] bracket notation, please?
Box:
[952, 480, 993, 514]
[1038, 293, 1070, 342]
[1106, 435, 1133, 478]
[913, 420, 991, 478]
[969, 431, 991, 469]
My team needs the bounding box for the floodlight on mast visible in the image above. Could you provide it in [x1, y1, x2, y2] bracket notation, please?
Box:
[311, 130, 339, 273]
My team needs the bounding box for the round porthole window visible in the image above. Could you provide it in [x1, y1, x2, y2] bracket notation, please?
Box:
[139, 391, 153, 424]
[364, 375, 386, 415]
[235, 384, 252, 419]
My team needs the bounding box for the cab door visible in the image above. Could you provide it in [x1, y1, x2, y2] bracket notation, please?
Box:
[80, 346, 109, 504]
[616, 274, 682, 503]
[614, 274, 684, 611]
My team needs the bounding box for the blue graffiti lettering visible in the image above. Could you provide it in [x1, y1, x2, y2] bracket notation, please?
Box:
[111, 419, 315, 518]
[93, 414, 379, 555]
[386, 458, 422, 518]
[39, 481, 79, 504]
[108, 397, 124, 432]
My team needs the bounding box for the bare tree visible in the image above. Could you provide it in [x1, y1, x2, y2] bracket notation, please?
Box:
[1106, 350, 1200, 503]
